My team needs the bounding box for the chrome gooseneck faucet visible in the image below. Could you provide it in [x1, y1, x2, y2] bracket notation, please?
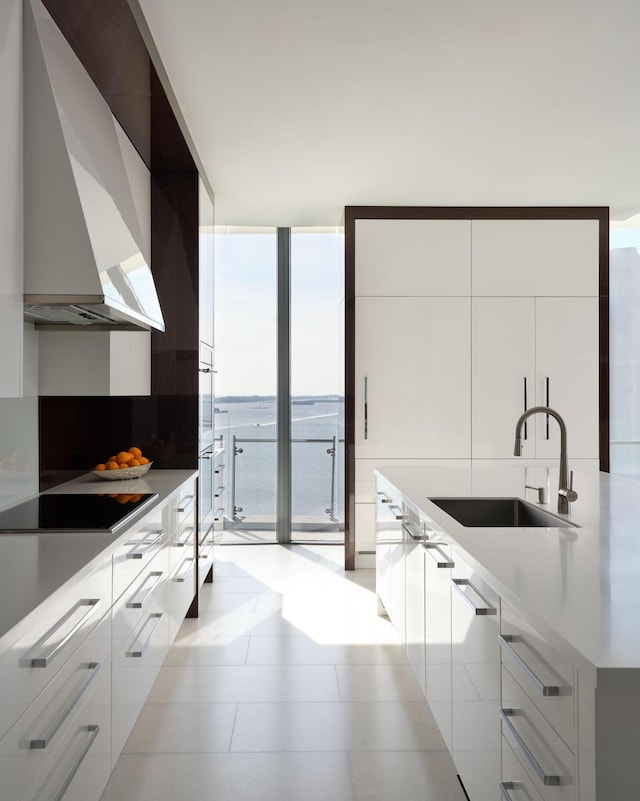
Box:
[513, 406, 578, 514]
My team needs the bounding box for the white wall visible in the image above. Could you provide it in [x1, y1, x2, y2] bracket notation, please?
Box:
[0, 3, 39, 508]
[0, 325, 39, 510]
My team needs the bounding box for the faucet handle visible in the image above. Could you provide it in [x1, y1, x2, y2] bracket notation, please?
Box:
[525, 485, 547, 505]
[559, 470, 578, 503]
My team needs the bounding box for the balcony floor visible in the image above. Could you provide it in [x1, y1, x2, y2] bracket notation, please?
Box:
[100, 544, 465, 801]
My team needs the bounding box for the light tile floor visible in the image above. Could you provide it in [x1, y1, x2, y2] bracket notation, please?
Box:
[100, 544, 466, 801]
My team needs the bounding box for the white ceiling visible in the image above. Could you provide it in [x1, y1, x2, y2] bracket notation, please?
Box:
[138, 0, 640, 227]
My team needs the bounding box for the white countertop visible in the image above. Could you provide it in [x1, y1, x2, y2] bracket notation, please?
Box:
[376, 463, 640, 671]
[0, 469, 197, 644]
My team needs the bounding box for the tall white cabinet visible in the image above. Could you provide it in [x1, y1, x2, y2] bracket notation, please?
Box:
[352, 219, 472, 565]
[348, 209, 607, 568]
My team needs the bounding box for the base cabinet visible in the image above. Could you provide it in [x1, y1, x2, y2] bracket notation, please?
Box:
[424, 540, 453, 751]
[451, 552, 501, 801]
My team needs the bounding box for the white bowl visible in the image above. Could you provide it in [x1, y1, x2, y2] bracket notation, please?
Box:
[91, 462, 152, 481]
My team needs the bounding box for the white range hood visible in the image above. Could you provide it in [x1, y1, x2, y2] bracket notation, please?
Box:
[23, 0, 164, 332]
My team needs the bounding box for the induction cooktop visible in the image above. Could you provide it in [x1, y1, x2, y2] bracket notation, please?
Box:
[0, 493, 158, 533]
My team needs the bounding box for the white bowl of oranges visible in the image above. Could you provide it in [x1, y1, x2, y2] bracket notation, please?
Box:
[91, 447, 152, 480]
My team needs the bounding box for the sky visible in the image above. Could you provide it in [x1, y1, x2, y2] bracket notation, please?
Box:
[213, 230, 344, 397]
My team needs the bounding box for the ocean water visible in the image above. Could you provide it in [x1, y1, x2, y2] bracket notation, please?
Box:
[215, 398, 345, 524]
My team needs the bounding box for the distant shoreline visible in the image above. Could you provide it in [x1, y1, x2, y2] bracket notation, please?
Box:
[217, 395, 344, 404]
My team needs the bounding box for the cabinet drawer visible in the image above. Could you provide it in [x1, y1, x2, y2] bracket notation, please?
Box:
[0, 614, 110, 801]
[16, 669, 111, 801]
[198, 522, 215, 579]
[163, 555, 197, 642]
[501, 602, 575, 749]
[112, 546, 169, 655]
[0, 556, 111, 741]
[501, 735, 545, 801]
[112, 521, 168, 603]
[501, 667, 574, 801]
[112, 603, 169, 761]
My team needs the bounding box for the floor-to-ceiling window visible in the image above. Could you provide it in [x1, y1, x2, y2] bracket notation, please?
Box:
[214, 228, 278, 542]
[290, 228, 344, 541]
[214, 226, 344, 543]
[610, 220, 640, 479]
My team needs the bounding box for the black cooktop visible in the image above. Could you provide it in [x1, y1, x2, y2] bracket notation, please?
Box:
[0, 493, 158, 533]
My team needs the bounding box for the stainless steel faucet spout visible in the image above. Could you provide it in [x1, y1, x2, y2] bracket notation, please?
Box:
[513, 406, 577, 515]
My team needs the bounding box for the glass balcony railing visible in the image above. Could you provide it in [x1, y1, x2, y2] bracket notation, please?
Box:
[227, 434, 345, 529]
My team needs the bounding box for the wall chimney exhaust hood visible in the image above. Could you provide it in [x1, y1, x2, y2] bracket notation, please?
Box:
[23, 0, 165, 332]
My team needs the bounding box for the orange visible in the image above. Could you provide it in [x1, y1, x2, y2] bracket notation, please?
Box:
[118, 462, 130, 469]
[115, 451, 133, 464]
[128, 447, 142, 457]
[94, 463, 106, 471]
[116, 494, 132, 504]
[129, 459, 141, 467]
[108, 456, 116, 463]
[105, 461, 120, 470]
[138, 456, 149, 465]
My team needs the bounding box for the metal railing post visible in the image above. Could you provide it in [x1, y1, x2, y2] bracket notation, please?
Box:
[326, 435, 337, 520]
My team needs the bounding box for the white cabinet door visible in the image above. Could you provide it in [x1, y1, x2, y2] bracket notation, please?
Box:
[535, 297, 600, 460]
[354, 502, 376, 569]
[472, 297, 599, 460]
[355, 219, 471, 297]
[424, 541, 453, 750]
[472, 219, 599, 297]
[355, 297, 471, 459]
[0, 0, 23, 397]
[451, 553, 501, 801]
[405, 541, 426, 694]
[472, 298, 536, 459]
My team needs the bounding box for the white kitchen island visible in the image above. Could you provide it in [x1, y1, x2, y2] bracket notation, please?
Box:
[375, 463, 640, 801]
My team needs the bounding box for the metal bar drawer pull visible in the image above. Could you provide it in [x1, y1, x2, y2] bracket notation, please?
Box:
[423, 542, 454, 568]
[499, 781, 523, 801]
[51, 724, 101, 801]
[174, 557, 195, 582]
[126, 529, 164, 559]
[177, 495, 195, 514]
[176, 526, 195, 547]
[452, 578, 497, 615]
[498, 634, 566, 697]
[20, 599, 101, 668]
[499, 708, 563, 786]
[126, 571, 164, 608]
[126, 613, 164, 658]
[199, 522, 215, 547]
[27, 662, 101, 749]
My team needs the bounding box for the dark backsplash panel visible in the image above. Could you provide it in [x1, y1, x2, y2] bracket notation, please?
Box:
[39, 394, 198, 491]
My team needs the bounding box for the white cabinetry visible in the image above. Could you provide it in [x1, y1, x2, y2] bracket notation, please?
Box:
[0, 0, 23, 398]
[451, 551, 501, 801]
[351, 209, 604, 570]
[472, 297, 599, 459]
[199, 179, 215, 347]
[405, 536, 426, 695]
[424, 540, 453, 750]
[355, 219, 471, 296]
[111, 504, 170, 764]
[471, 219, 599, 297]
[0, 552, 112, 801]
[355, 297, 471, 459]
[534, 298, 599, 460]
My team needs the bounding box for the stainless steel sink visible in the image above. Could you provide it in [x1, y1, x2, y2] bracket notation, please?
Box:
[427, 497, 578, 528]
